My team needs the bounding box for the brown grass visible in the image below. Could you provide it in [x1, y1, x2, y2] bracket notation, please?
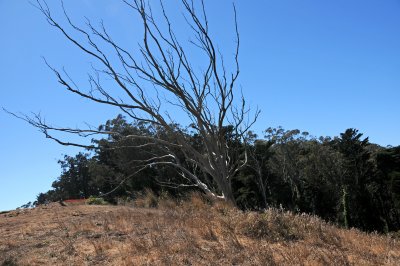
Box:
[1, 193, 399, 265]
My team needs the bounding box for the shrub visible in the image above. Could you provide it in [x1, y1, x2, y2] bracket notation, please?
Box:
[86, 196, 108, 205]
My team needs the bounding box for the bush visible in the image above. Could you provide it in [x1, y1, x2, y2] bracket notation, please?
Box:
[86, 196, 108, 205]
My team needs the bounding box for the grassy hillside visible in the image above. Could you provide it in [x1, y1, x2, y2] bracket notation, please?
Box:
[1, 194, 399, 265]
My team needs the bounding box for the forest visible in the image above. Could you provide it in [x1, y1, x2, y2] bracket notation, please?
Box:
[34, 115, 400, 234]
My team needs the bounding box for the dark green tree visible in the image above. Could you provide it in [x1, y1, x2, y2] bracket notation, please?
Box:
[375, 146, 400, 230]
[52, 153, 94, 199]
[333, 129, 379, 230]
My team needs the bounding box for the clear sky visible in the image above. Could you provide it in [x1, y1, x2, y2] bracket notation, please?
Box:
[1, 0, 399, 211]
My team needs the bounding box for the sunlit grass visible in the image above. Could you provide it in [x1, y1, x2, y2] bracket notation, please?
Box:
[1, 193, 399, 265]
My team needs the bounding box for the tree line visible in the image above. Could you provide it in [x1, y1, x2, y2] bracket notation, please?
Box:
[35, 115, 400, 233]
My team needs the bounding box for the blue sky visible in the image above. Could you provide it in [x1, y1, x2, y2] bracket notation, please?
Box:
[1, 0, 399, 211]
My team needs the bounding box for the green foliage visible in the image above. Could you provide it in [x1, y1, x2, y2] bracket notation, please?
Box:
[86, 196, 108, 205]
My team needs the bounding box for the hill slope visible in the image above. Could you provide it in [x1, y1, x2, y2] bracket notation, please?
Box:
[1, 196, 399, 265]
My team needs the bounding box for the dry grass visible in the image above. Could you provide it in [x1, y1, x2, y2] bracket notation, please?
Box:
[1, 193, 399, 265]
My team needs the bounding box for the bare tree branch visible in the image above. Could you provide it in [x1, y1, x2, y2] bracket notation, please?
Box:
[10, 0, 259, 204]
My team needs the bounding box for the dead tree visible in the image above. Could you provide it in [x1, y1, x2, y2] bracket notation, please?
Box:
[12, 0, 259, 204]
